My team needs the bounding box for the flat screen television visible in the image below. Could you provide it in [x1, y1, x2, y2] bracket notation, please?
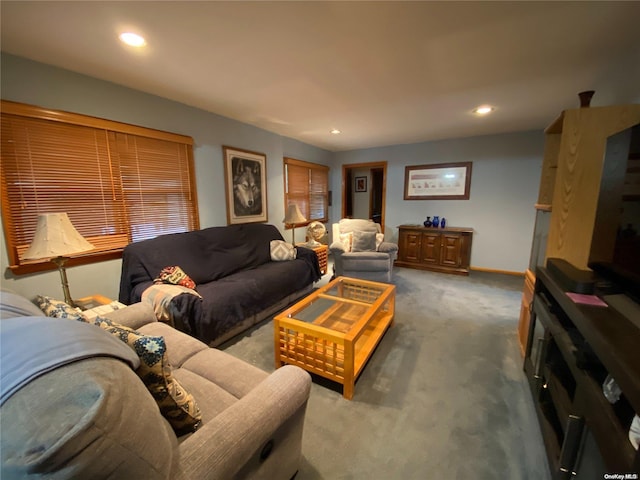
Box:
[589, 124, 640, 304]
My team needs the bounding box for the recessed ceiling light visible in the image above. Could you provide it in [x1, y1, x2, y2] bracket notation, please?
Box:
[330, 129, 341, 135]
[473, 105, 494, 115]
[119, 32, 146, 47]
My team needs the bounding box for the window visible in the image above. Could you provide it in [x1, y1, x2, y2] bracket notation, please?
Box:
[283, 157, 329, 225]
[1, 100, 199, 274]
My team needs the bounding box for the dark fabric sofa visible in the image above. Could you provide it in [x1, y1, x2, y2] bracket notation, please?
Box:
[119, 223, 321, 346]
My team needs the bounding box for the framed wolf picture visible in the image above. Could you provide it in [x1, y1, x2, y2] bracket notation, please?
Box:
[223, 146, 268, 224]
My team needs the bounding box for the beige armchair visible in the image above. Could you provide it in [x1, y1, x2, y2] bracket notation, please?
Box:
[329, 218, 398, 283]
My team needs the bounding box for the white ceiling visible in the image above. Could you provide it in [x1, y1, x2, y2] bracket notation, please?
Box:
[2, 1, 639, 152]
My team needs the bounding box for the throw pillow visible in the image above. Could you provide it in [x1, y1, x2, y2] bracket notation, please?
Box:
[339, 232, 353, 252]
[87, 315, 202, 435]
[270, 240, 296, 261]
[351, 230, 377, 252]
[154, 265, 196, 290]
[142, 284, 202, 324]
[375, 233, 385, 251]
[35, 295, 84, 321]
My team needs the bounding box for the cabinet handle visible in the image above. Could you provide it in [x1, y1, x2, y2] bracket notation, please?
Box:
[558, 415, 584, 479]
[533, 337, 545, 379]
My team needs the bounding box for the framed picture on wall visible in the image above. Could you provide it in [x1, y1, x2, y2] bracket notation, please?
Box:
[355, 176, 367, 192]
[404, 162, 472, 200]
[222, 145, 268, 224]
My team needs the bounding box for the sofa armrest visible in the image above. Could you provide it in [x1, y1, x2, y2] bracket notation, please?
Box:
[176, 365, 311, 480]
[378, 241, 398, 255]
[102, 302, 158, 330]
[329, 241, 346, 254]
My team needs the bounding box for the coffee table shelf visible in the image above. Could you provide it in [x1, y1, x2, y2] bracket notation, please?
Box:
[274, 276, 395, 399]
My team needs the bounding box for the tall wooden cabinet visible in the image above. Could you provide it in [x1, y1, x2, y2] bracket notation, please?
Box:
[517, 104, 640, 356]
[396, 225, 473, 275]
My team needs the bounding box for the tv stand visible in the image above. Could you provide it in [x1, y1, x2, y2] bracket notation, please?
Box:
[525, 267, 640, 478]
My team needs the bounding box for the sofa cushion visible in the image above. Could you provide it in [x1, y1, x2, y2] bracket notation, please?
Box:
[171, 368, 239, 424]
[270, 240, 296, 261]
[351, 230, 377, 252]
[180, 347, 269, 399]
[341, 251, 393, 271]
[89, 316, 202, 436]
[0, 289, 44, 319]
[0, 358, 176, 479]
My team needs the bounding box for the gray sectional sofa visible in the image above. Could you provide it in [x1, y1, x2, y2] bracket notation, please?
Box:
[0, 290, 312, 479]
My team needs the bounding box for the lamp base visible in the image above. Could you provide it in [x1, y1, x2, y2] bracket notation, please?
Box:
[52, 256, 77, 308]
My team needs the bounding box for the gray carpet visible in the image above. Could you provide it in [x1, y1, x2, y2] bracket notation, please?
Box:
[221, 265, 551, 479]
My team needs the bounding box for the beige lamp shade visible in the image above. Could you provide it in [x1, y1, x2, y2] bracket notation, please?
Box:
[283, 204, 307, 225]
[23, 213, 95, 260]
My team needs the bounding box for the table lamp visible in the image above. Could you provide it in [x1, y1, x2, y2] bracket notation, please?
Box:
[22, 213, 95, 308]
[283, 204, 307, 244]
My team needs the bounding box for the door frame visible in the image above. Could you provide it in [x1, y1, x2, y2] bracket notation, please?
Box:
[341, 161, 387, 232]
[369, 167, 384, 222]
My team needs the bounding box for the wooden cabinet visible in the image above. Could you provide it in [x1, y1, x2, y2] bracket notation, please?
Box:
[525, 268, 640, 477]
[517, 270, 535, 357]
[396, 225, 473, 275]
[517, 104, 640, 357]
[517, 208, 551, 357]
[546, 106, 640, 270]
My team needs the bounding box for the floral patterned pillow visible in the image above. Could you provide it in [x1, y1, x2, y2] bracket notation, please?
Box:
[35, 295, 83, 321]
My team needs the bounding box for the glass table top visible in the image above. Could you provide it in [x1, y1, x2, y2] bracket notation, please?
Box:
[284, 277, 393, 333]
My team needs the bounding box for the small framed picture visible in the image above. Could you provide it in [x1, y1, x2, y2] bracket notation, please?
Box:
[222, 146, 268, 224]
[355, 176, 367, 193]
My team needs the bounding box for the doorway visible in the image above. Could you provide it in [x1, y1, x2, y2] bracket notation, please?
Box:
[341, 162, 387, 232]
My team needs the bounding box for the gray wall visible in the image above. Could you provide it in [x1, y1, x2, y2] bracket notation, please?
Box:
[0, 53, 333, 299]
[1, 53, 544, 301]
[331, 130, 544, 272]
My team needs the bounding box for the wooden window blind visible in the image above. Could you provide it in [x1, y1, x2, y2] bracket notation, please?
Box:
[1, 100, 199, 274]
[284, 157, 329, 225]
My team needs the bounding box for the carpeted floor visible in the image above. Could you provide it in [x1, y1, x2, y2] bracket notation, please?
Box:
[221, 264, 551, 480]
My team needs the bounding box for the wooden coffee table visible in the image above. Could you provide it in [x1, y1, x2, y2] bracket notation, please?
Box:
[274, 276, 395, 399]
